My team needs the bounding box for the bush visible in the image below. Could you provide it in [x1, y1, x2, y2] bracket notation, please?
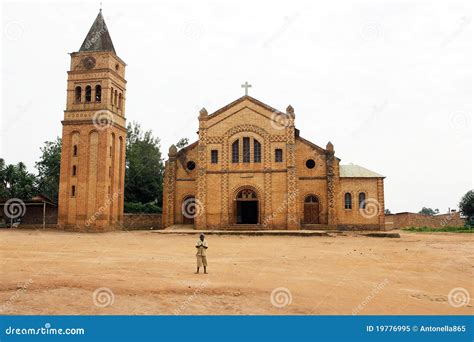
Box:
[402, 226, 473, 233]
[124, 201, 162, 214]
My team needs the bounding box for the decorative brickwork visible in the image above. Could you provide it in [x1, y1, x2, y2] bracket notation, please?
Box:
[57, 13, 127, 232]
[162, 96, 385, 230]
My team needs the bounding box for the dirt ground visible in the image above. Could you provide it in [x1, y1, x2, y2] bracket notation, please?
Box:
[0, 229, 472, 315]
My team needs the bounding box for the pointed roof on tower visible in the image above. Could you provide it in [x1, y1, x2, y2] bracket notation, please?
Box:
[79, 10, 116, 54]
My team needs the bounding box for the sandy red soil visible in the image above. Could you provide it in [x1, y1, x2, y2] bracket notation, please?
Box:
[0, 229, 472, 315]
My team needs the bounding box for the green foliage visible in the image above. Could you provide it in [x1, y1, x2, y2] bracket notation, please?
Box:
[35, 137, 62, 202]
[124, 201, 162, 213]
[125, 122, 164, 207]
[176, 138, 189, 149]
[418, 207, 439, 215]
[403, 226, 472, 233]
[459, 190, 474, 222]
[0, 159, 36, 200]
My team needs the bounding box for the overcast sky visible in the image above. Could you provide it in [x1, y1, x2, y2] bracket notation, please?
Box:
[1, 0, 471, 213]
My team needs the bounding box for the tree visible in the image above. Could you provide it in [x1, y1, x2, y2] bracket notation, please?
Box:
[125, 122, 164, 211]
[176, 137, 189, 149]
[418, 207, 439, 215]
[459, 190, 474, 220]
[35, 137, 62, 202]
[0, 159, 36, 200]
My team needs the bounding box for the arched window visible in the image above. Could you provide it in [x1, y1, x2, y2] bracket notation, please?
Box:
[75, 86, 82, 102]
[85, 85, 92, 102]
[232, 140, 239, 163]
[73, 145, 78, 156]
[118, 93, 122, 109]
[114, 90, 118, 106]
[95, 85, 102, 102]
[242, 137, 250, 163]
[71, 185, 76, 197]
[254, 140, 261, 163]
[237, 189, 257, 199]
[359, 192, 366, 209]
[110, 87, 114, 104]
[344, 193, 352, 209]
[72, 165, 77, 176]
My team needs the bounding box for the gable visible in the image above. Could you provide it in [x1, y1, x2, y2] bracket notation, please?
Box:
[205, 96, 292, 137]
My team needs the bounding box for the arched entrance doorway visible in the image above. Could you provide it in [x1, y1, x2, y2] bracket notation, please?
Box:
[304, 195, 319, 224]
[182, 196, 196, 225]
[235, 189, 259, 224]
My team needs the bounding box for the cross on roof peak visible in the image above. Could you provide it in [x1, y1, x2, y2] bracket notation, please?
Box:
[241, 81, 252, 96]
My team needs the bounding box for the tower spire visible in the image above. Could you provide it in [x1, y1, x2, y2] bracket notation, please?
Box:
[79, 9, 116, 53]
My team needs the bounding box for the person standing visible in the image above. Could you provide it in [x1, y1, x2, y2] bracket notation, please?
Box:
[195, 233, 208, 274]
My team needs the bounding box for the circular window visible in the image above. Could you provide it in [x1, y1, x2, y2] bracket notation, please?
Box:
[186, 161, 196, 171]
[305, 159, 316, 169]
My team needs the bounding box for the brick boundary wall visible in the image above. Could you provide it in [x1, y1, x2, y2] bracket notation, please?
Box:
[385, 212, 465, 230]
[123, 213, 162, 230]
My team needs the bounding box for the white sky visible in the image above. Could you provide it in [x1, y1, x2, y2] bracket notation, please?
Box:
[1, 0, 472, 213]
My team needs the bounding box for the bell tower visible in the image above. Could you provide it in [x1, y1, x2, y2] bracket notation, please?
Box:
[57, 10, 127, 231]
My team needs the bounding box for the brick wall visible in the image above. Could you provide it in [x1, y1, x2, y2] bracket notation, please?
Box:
[385, 212, 465, 229]
[123, 213, 162, 230]
[0, 203, 57, 225]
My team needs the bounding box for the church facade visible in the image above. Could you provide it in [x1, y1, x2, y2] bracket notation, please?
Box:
[163, 96, 385, 230]
[56, 10, 385, 232]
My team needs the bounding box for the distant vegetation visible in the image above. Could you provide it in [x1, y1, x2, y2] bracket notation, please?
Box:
[418, 207, 439, 215]
[403, 226, 473, 234]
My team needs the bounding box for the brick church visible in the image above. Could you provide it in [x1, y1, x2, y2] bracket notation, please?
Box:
[57, 10, 385, 231]
[163, 95, 386, 230]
